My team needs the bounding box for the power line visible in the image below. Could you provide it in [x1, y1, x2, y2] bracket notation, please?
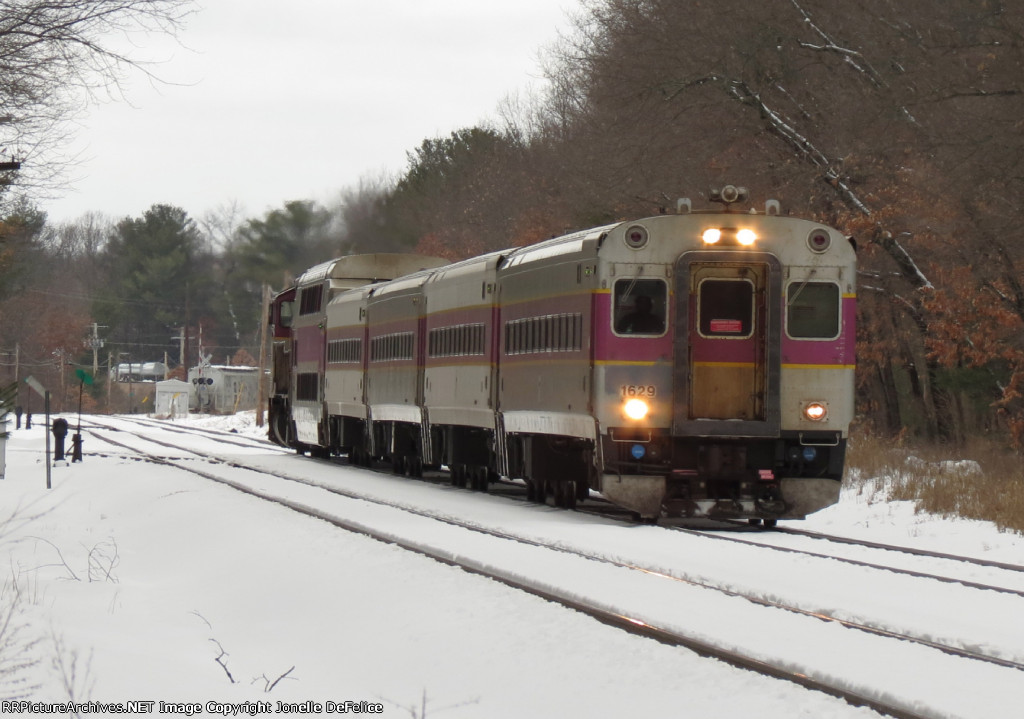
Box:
[24, 287, 187, 310]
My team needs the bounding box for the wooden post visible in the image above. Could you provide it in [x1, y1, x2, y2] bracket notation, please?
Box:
[256, 283, 271, 428]
[45, 391, 51, 489]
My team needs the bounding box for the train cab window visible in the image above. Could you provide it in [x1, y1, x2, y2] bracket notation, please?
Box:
[278, 300, 293, 328]
[787, 281, 840, 339]
[269, 300, 294, 328]
[698, 279, 754, 337]
[298, 285, 323, 315]
[614, 279, 667, 335]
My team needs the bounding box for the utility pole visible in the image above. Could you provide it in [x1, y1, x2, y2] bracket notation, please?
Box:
[184, 280, 191, 374]
[107, 351, 113, 408]
[256, 284, 271, 427]
[84, 323, 106, 377]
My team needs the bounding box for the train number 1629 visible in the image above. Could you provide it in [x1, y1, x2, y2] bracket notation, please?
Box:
[620, 384, 657, 398]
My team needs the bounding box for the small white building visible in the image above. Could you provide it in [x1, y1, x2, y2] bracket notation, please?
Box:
[154, 379, 190, 419]
[188, 365, 260, 414]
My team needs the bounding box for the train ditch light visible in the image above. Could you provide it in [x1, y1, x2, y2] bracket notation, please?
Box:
[802, 401, 828, 422]
[623, 398, 650, 421]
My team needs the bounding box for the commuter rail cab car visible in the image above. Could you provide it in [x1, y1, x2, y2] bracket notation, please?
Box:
[267, 187, 856, 523]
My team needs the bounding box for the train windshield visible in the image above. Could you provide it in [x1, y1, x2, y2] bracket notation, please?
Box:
[614, 279, 667, 335]
[787, 281, 840, 339]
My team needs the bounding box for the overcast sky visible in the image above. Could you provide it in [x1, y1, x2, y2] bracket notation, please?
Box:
[41, 0, 581, 225]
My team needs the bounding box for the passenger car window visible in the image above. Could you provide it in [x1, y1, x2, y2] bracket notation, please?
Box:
[614, 279, 667, 335]
[787, 282, 840, 339]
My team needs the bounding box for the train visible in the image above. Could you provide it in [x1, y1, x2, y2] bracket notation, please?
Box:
[266, 186, 856, 523]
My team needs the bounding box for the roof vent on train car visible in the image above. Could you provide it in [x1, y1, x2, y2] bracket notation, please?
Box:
[709, 185, 749, 208]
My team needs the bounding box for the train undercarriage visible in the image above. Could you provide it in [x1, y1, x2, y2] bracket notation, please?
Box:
[269, 399, 841, 523]
[599, 431, 845, 521]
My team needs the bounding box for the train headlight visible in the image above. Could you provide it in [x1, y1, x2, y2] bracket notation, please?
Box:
[702, 228, 721, 244]
[737, 228, 757, 246]
[802, 401, 828, 421]
[623, 398, 650, 420]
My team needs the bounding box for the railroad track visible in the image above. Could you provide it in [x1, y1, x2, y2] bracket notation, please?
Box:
[83, 416, 1024, 718]
[679, 524, 1024, 598]
[90, 416, 1024, 597]
[753, 521, 1024, 572]
[78, 415, 286, 453]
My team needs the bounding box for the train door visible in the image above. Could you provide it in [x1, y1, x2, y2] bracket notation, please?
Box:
[673, 253, 781, 436]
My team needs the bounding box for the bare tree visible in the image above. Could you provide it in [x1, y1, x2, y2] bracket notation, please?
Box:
[530, 0, 1024, 442]
[0, 0, 195, 207]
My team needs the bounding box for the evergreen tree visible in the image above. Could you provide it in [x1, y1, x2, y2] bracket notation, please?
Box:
[95, 204, 213, 367]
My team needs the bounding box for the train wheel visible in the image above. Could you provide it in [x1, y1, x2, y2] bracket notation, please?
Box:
[527, 478, 545, 503]
[563, 480, 577, 510]
[763, 519, 778, 528]
[360, 448, 373, 467]
[553, 481, 563, 508]
[392, 455, 404, 475]
[576, 477, 590, 502]
[475, 467, 490, 493]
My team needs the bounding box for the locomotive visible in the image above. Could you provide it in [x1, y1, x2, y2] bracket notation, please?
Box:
[267, 187, 856, 523]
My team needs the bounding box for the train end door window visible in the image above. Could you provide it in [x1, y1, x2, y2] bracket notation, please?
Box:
[614, 279, 667, 335]
[698, 279, 754, 337]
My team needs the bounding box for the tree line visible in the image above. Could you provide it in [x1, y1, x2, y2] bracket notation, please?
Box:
[2, 0, 1023, 449]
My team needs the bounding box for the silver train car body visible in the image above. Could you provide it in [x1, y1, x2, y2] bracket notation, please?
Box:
[268, 192, 856, 522]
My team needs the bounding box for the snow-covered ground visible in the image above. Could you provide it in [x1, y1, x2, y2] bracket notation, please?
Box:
[0, 412, 1021, 718]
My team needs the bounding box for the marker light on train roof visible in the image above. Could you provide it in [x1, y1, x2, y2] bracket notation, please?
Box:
[737, 228, 758, 246]
[702, 228, 722, 244]
[808, 228, 832, 253]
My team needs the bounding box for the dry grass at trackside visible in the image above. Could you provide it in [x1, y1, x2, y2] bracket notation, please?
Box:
[845, 430, 1024, 535]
